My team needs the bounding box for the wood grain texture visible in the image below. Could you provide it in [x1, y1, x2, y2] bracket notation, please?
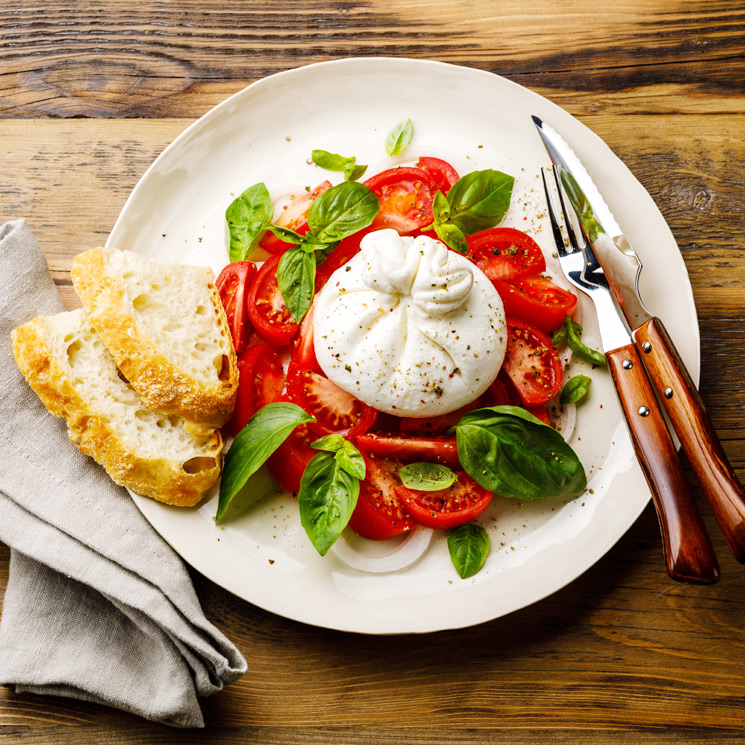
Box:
[2, 0, 745, 742]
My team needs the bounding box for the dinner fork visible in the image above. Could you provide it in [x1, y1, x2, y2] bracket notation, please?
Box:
[541, 165, 720, 584]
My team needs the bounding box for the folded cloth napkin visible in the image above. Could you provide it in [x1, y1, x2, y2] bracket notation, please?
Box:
[0, 220, 247, 728]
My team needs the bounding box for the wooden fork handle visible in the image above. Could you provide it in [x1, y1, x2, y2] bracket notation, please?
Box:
[607, 344, 720, 584]
[634, 317, 745, 563]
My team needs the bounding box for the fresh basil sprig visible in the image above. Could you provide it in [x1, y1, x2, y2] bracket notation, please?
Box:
[447, 523, 490, 579]
[312, 149, 368, 182]
[560, 374, 592, 404]
[552, 315, 606, 367]
[299, 437, 366, 555]
[425, 169, 515, 253]
[399, 462, 456, 491]
[218, 403, 315, 520]
[454, 405, 586, 500]
[225, 182, 274, 261]
[385, 118, 413, 156]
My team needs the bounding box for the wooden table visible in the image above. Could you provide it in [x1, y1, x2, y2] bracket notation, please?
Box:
[2, 2, 745, 742]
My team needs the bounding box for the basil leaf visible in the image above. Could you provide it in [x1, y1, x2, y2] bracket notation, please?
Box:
[226, 182, 274, 261]
[385, 118, 413, 156]
[218, 403, 315, 519]
[561, 375, 592, 404]
[399, 462, 456, 491]
[447, 523, 490, 579]
[311, 434, 345, 453]
[434, 220, 468, 254]
[298, 451, 360, 556]
[312, 149, 354, 171]
[344, 162, 368, 182]
[446, 170, 515, 234]
[277, 247, 316, 323]
[455, 405, 586, 500]
[336, 440, 366, 481]
[567, 320, 606, 367]
[268, 224, 304, 244]
[432, 191, 450, 223]
[308, 181, 379, 243]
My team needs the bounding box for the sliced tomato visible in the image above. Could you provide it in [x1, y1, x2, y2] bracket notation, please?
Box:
[495, 276, 578, 334]
[467, 228, 546, 282]
[364, 166, 435, 234]
[502, 318, 563, 406]
[226, 343, 284, 436]
[347, 455, 416, 540]
[289, 300, 322, 374]
[314, 229, 369, 291]
[494, 370, 551, 425]
[246, 253, 299, 345]
[401, 472, 493, 530]
[266, 419, 316, 495]
[353, 433, 460, 470]
[286, 363, 377, 437]
[259, 180, 332, 255]
[215, 261, 256, 355]
[416, 156, 460, 195]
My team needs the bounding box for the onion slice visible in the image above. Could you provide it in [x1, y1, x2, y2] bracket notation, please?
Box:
[331, 526, 434, 574]
[548, 399, 577, 442]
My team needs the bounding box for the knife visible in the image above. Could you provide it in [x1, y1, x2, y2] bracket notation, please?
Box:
[533, 114, 745, 564]
[541, 164, 719, 584]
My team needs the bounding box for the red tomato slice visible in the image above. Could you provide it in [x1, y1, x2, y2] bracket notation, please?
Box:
[246, 253, 299, 345]
[289, 300, 322, 374]
[467, 228, 546, 282]
[494, 370, 551, 425]
[314, 229, 369, 291]
[226, 343, 285, 436]
[416, 156, 460, 195]
[266, 419, 316, 495]
[495, 276, 578, 334]
[259, 181, 332, 255]
[502, 318, 563, 406]
[286, 363, 378, 437]
[364, 166, 435, 234]
[347, 455, 416, 540]
[401, 471, 493, 530]
[215, 261, 256, 355]
[353, 433, 461, 470]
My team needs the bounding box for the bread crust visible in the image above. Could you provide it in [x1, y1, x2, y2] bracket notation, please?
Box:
[12, 318, 222, 507]
[71, 247, 237, 432]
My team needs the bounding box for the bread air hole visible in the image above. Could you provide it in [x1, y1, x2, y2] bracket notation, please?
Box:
[196, 305, 207, 316]
[182, 456, 216, 474]
[132, 293, 154, 312]
[216, 354, 230, 381]
[66, 339, 83, 365]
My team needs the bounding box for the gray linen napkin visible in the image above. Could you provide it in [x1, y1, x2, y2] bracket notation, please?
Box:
[0, 220, 247, 728]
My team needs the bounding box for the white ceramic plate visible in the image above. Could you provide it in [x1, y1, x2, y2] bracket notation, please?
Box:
[109, 58, 700, 634]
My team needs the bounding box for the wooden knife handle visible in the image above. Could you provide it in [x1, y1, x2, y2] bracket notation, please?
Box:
[607, 344, 720, 584]
[634, 317, 745, 563]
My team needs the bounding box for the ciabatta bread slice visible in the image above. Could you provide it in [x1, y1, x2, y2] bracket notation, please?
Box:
[12, 309, 223, 506]
[71, 246, 237, 434]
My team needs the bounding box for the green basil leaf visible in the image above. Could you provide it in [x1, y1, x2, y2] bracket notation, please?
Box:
[455, 405, 586, 500]
[267, 224, 304, 244]
[343, 162, 368, 182]
[399, 462, 456, 491]
[447, 523, 490, 579]
[218, 403, 315, 520]
[567, 320, 607, 367]
[560, 375, 592, 404]
[312, 149, 354, 171]
[311, 434, 346, 452]
[277, 247, 316, 323]
[385, 118, 413, 156]
[434, 220, 468, 254]
[446, 170, 515, 234]
[432, 191, 450, 223]
[336, 440, 366, 480]
[308, 181, 379, 243]
[225, 182, 274, 261]
[298, 451, 360, 556]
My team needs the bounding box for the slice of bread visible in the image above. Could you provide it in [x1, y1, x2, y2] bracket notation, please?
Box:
[12, 309, 223, 506]
[71, 246, 237, 435]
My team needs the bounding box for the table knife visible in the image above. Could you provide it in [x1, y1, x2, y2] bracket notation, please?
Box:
[533, 115, 745, 564]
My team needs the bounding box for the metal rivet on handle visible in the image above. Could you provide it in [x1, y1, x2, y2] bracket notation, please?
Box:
[664, 388, 674, 399]
[642, 342, 652, 353]
[639, 406, 650, 417]
[622, 359, 633, 369]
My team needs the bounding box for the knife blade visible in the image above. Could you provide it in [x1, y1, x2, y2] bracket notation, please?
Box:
[533, 115, 745, 563]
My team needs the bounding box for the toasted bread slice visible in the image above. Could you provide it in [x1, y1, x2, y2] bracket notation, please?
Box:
[12, 310, 223, 506]
[71, 246, 237, 434]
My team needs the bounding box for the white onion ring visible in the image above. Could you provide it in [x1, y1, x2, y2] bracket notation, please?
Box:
[330, 526, 434, 574]
[548, 399, 577, 442]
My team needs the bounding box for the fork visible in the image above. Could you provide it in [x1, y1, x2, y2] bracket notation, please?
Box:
[541, 165, 720, 584]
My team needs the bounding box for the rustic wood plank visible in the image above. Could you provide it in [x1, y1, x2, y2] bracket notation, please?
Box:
[1, 0, 744, 119]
